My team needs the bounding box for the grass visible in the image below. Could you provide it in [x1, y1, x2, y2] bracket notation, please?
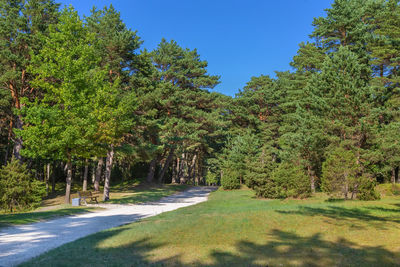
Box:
[0, 206, 97, 228]
[21, 188, 400, 266]
[0, 182, 188, 228]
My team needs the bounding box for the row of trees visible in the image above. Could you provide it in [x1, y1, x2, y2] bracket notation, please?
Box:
[210, 0, 400, 200]
[0, 0, 228, 208]
[1, 0, 399, 210]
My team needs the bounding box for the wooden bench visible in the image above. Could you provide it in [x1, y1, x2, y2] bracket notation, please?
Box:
[78, 191, 99, 205]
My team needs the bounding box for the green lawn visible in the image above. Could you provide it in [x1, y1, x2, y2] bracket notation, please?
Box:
[21, 188, 400, 266]
[0, 206, 97, 228]
[1, 183, 188, 228]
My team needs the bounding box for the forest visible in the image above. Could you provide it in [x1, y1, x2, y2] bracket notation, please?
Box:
[0, 0, 400, 212]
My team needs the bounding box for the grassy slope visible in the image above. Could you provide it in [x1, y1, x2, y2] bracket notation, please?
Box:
[22, 189, 400, 267]
[1, 184, 188, 228]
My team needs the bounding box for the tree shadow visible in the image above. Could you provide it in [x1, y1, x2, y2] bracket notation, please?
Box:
[22, 228, 399, 266]
[208, 229, 399, 266]
[276, 205, 400, 229]
[107, 185, 189, 204]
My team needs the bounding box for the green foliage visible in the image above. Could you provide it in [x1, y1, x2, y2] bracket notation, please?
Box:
[254, 162, 311, 199]
[0, 158, 45, 212]
[357, 178, 380, 200]
[221, 169, 240, 190]
[322, 147, 360, 199]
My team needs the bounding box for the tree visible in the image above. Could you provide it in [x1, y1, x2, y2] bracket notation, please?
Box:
[147, 39, 220, 184]
[19, 7, 116, 203]
[322, 147, 362, 199]
[377, 122, 400, 183]
[0, 157, 45, 212]
[87, 5, 140, 201]
[0, 0, 59, 161]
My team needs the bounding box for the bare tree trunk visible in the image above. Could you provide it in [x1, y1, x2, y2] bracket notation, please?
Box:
[51, 162, 56, 193]
[12, 115, 23, 162]
[94, 157, 103, 191]
[179, 153, 186, 184]
[344, 176, 349, 200]
[188, 154, 197, 182]
[172, 158, 179, 184]
[158, 148, 175, 183]
[146, 159, 156, 183]
[392, 168, 396, 184]
[46, 163, 50, 196]
[103, 146, 114, 201]
[307, 165, 316, 193]
[83, 159, 89, 191]
[91, 164, 96, 183]
[65, 158, 72, 204]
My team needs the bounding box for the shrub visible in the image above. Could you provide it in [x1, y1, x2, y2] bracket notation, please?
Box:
[271, 162, 311, 198]
[357, 178, 380, 200]
[221, 169, 240, 190]
[254, 162, 311, 199]
[0, 158, 46, 212]
[321, 147, 360, 199]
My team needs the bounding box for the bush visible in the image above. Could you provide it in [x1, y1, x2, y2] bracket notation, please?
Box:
[221, 169, 240, 190]
[255, 162, 311, 199]
[271, 162, 311, 198]
[0, 158, 46, 212]
[321, 147, 360, 199]
[357, 178, 380, 200]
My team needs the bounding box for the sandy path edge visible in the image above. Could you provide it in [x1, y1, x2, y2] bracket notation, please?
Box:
[0, 186, 217, 267]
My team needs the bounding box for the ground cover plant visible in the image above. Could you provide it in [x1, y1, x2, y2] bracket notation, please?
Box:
[22, 189, 400, 266]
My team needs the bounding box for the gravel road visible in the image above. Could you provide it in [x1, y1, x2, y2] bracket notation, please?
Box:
[0, 186, 217, 267]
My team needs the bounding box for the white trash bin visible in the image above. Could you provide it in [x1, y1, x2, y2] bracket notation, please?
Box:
[71, 198, 80, 206]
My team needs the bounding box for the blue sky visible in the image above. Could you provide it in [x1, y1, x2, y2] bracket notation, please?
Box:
[58, 0, 334, 96]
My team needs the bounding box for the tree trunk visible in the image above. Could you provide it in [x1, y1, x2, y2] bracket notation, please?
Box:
[103, 146, 114, 201]
[172, 158, 179, 184]
[344, 176, 349, 200]
[65, 159, 72, 204]
[391, 168, 396, 184]
[51, 162, 56, 193]
[92, 165, 96, 183]
[395, 166, 399, 184]
[307, 165, 316, 193]
[83, 159, 89, 191]
[158, 148, 175, 183]
[179, 153, 186, 184]
[94, 157, 103, 191]
[46, 163, 50, 196]
[12, 115, 23, 162]
[146, 159, 156, 183]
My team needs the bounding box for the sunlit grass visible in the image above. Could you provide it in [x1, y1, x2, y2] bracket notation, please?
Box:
[22, 188, 400, 266]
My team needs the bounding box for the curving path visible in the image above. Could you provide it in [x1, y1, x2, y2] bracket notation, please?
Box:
[0, 186, 217, 267]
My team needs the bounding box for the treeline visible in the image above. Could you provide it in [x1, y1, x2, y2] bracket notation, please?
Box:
[208, 0, 400, 200]
[0, 0, 228, 208]
[0, 0, 399, 210]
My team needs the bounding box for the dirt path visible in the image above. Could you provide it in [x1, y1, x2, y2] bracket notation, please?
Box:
[0, 187, 217, 267]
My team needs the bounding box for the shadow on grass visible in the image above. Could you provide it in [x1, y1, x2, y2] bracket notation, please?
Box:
[0, 208, 94, 228]
[208, 229, 399, 267]
[276, 205, 400, 229]
[107, 185, 189, 204]
[23, 228, 399, 267]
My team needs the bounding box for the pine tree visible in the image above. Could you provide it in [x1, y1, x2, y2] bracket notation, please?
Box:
[0, 0, 59, 161]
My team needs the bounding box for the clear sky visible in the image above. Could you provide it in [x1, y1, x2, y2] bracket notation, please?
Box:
[58, 0, 334, 96]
